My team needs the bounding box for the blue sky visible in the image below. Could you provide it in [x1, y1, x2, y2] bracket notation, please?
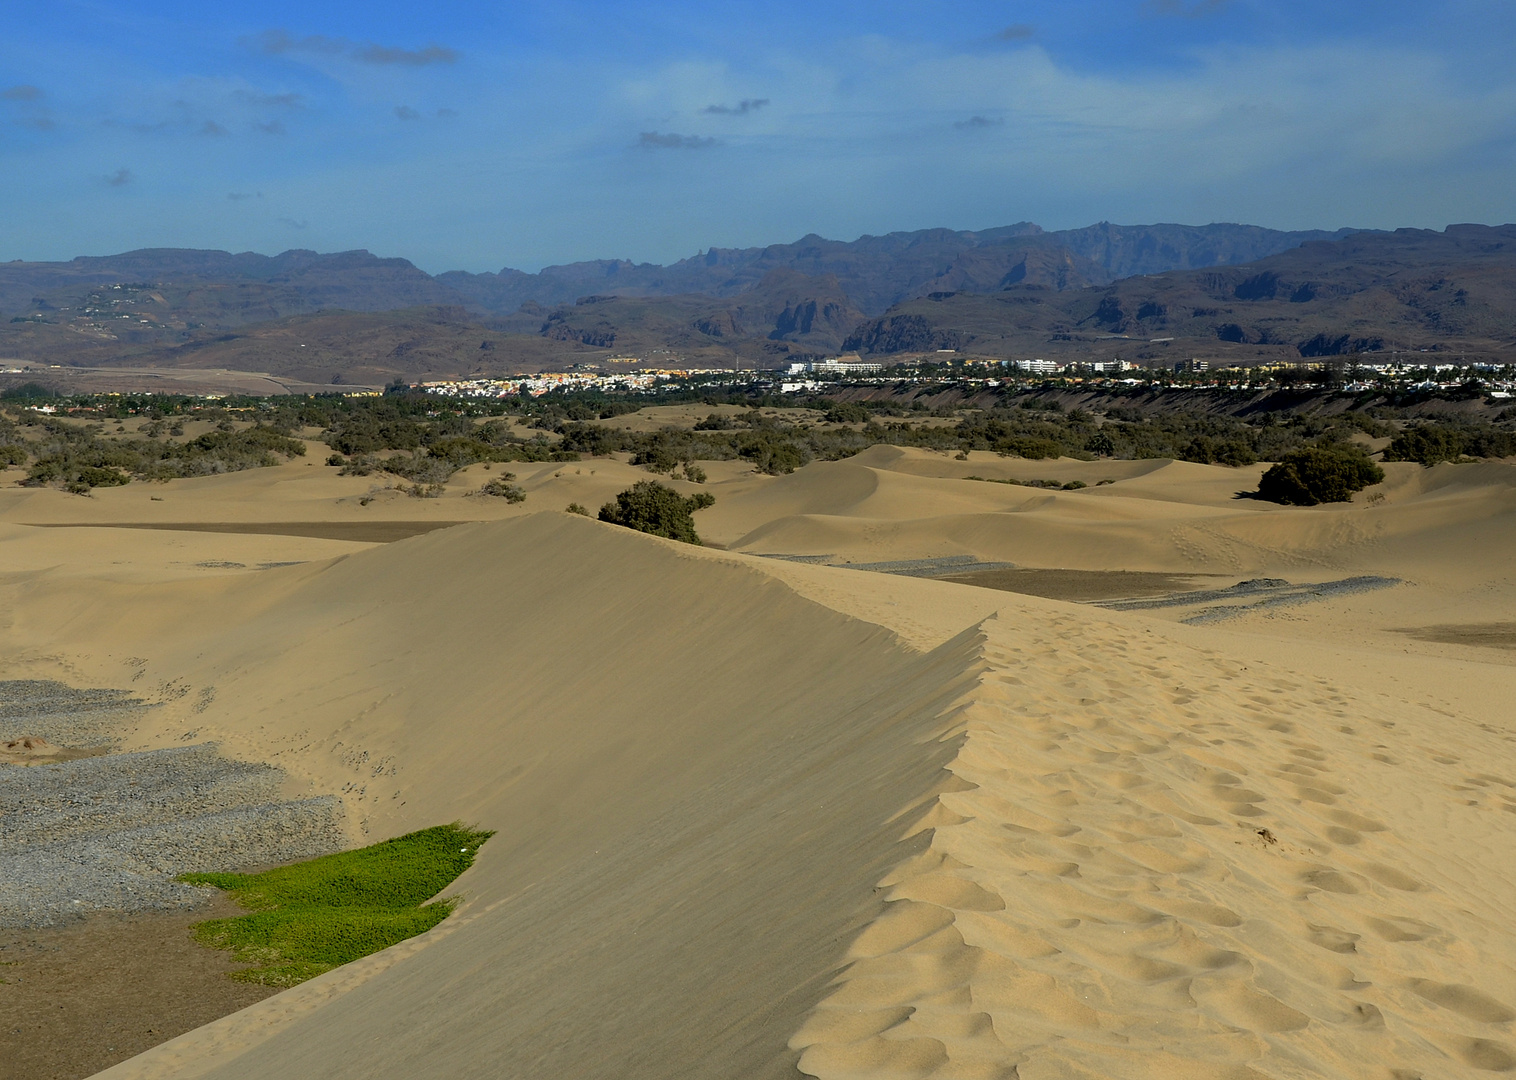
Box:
[2, 0, 1513, 272]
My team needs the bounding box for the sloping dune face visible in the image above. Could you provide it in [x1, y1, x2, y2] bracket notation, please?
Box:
[76, 515, 985, 1080]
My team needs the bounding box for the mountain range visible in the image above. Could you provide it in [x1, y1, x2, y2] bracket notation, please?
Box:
[2, 221, 1512, 384]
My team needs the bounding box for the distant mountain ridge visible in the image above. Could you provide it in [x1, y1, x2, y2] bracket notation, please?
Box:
[438, 221, 1358, 316]
[8, 221, 1514, 384]
[841, 224, 1516, 362]
[1, 220, 1356, 326]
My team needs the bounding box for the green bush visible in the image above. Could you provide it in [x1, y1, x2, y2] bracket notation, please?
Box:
[477, 476, 526, 501]
[739, 436, 808, 475]
[182, 823, 492, 987]
[1383, 425, 1463, 465]
[75, 465, 129, 487]
[1256, 445, 1384, 505]
[1381, 423, 1516, 465]
[598, 480, 714, 545]
[824, 401, 872, 424]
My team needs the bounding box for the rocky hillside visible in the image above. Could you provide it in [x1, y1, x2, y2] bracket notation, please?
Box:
[843, 224, 1516, 363]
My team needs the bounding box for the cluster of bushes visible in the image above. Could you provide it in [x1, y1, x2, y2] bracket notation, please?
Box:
[1383, 422, 1516, 465]
[325, 415, 579, 490]
[537, 403, 1401, 477]
[554, 416, 876, 476]
[13, 420, 307, 493]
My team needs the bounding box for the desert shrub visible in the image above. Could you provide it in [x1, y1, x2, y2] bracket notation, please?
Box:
[738, 434, 808, 474]
[682, 463, 707, 483]
[477, 476, 526, 501]
[424, 437, 495, 467]
[598, 480, 714, 545]
[0, 444, 26, 466]
[694, 413, 732, 430]
[182, 824, 491, 987]
[1383, 425, 1464, 465]
[338, 454, 378, 476]
[1256, 445, 1384, 505]
[1179, 435, 1257, 467]
[382, 451, 455, 486]
[630, 431, 692, 474]
[323, 411, 425, 455]
[824, 401, 872, 424]
[566, 502, 589, 516]
[75, 466, 129, 487]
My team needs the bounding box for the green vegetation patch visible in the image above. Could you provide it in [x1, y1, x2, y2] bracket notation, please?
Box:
[180, 823, 493, 987]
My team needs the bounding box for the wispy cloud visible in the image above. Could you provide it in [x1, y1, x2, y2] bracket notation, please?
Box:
[704, 98, 769, 115]
[1145, 0, 1229, 17]
[995, 25, 1035, 41]
[2, 85, 43, 101]
[248, 30, 343, 56]
[357, 43, 459, 66]
[200, 120, 228, 136]
[639, 131, 717, 149]
[104, 167, 133, 187]
[234, 90, 304, 109]
[954, 115, 1003, 130]
[246, 29, 458, 67]
[279, 216, 308, 229]
[253, 119, 286, 135]
[394, 106, 421, 121]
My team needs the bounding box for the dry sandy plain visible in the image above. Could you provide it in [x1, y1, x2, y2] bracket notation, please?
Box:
[2, 432, 1515, 1080]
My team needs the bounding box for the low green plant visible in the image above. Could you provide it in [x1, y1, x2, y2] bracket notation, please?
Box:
[181, 823, 493, 987]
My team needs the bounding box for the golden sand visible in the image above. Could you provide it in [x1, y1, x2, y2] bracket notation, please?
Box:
[0, 445, 1511, 1079]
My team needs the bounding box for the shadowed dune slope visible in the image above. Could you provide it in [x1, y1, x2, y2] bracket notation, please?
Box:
[65, 514, 983, 1080]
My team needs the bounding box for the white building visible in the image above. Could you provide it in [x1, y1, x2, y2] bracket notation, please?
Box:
[786, 358, 883, 376]
[1007, 358, 1062, 375]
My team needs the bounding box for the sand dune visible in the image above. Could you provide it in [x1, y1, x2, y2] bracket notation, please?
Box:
[1, 445, 1514, 1079]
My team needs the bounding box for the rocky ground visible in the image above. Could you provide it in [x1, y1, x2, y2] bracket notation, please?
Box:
[0, 680, 347, 929]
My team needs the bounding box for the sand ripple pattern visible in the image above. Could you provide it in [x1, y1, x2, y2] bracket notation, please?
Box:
[793, 615, 1516, 1079]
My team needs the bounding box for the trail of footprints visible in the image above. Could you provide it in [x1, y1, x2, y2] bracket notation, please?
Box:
[794, 617, 1516, 1079]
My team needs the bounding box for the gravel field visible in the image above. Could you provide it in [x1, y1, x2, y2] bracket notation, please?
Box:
[0, 679, 152, 746]
[0, 683, 347, 929]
